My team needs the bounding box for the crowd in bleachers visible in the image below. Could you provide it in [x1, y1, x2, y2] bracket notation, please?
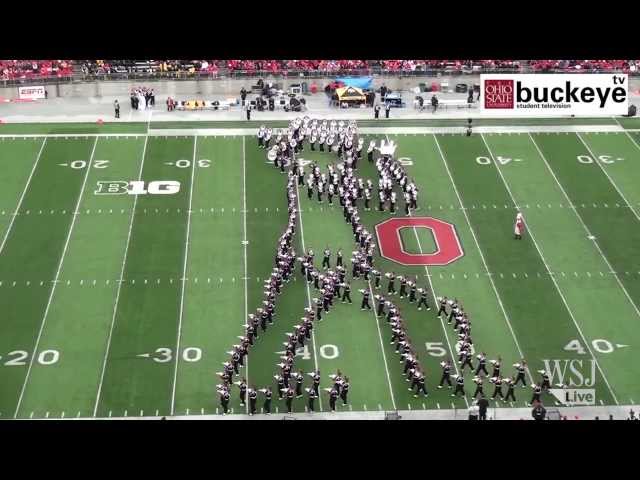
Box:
[3, 60, 640, 82]
[0, 60, 73, 81]
[75, 59, 640, 75]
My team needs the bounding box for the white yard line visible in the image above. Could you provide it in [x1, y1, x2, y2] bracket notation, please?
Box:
[528, 133, 640, 322]
[294, 178, 323, 411]
[433, 134, 534, 384]
[93, 136, 148, 417]
[386, 134, 469, 408]
[170, 135, 198, 415]
[0, 137, 47, 255]
[366, 280, 398, 410]
[242, 136, 249, 415]
[14, 137, 99, 418]
[480, 133, 619, 405]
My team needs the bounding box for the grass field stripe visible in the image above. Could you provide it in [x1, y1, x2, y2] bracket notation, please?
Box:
[0, 137, 47, 255]
[481, 133, 620, 405]
[576, 133, 640, 223]
[386, 134, 468, 408]
[367, 280, 397, 410]
[612, 116, 640, 152]
[294, 178, 323, 411]
[93, 136, 148, 417]
[170, 135, 198, 416]
[13, 137, 99, 418]
[433, 134, 533, 383]
[408, 220, 469, 409]
[528, 133, 640, 321]
[242, 136, 249, 415]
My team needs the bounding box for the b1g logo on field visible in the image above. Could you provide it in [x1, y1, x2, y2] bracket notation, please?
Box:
[94, 180, 181, 196]
[375, 217, 464, 266]
[484, 79, 514, 109]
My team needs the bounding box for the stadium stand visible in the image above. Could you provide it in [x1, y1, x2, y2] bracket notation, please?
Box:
[2, 60, 639, 85]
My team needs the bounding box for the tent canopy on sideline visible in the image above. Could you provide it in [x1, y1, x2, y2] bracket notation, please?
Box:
[335, 86, 366, 103]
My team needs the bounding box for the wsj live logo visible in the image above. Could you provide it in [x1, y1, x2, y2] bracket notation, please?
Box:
[484, 79, 514, 109]
[550, 388, 596, 406]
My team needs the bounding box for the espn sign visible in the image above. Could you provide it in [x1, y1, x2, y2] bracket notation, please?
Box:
[18, 86, 46, 100]
[480, 74, 628, 116]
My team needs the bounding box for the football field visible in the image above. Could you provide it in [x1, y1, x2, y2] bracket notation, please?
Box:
[2, 118, 640, 418]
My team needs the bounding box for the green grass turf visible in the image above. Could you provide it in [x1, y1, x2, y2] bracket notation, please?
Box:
[0, 137, 96, 416]
[0, 115, 634, 136]
[4, 126, 640, 417]
[95, 136, 194, 417]
[436, 133, 616, 404]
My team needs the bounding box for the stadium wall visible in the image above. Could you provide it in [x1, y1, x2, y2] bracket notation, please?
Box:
[0, 75, 483, 100]
[2, 75, 639, 101]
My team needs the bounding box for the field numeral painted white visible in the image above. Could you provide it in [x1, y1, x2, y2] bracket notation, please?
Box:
[38, 349, 59, 365]
[577, 154, 623, 165]
[150, 347, 203, 363]
[476, 156, 521, 166]
[153, 347, 173, 363]
[182, 347, 202, 362]
[173, 159, 211, 168]
[425, 342, 447, 357]
[319, 344, 339, 360]
[564, 339, 622, 354]
[398, 157, 414, 166]
[66, 160, 110, 169]
[5, 350, 28, 366]
[295, 344, 339, 360]
[3, 349, 60, 366]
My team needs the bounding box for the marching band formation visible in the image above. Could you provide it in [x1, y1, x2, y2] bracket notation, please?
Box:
[215, 116, 547, 417]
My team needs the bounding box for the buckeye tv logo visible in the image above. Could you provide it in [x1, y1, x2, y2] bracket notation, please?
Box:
[480, 74, 628, 116]
[484, 79, 514, 109]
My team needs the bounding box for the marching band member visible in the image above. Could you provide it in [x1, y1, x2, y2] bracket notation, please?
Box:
[472, 375, 484, 398]
[514, 360, 528, 387]
[438, 360, 453, 389]
[452, 374, 466, 397]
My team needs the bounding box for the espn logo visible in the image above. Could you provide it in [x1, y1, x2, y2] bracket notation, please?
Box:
[484, 79, 514, 109]
[549, 388, 596, 406]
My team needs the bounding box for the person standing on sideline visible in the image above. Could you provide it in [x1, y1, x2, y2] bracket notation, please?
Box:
[477, 395, 489, 420]
[246, 104, 252, 121]
[374, 104, 381, 119]
[385, 103, 391, 119]
[240, 87, 247, 107]
[114, 99, 120, 119]
[468, 400, 479, 420]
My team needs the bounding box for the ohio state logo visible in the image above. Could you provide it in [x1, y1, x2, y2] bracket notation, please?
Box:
[375, 217, 464, 266]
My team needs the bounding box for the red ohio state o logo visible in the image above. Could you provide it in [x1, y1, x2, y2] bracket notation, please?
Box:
[375, 217, 464, 266]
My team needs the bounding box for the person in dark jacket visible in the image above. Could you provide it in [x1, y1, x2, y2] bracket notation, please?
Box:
[477, 395, 489, 420]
